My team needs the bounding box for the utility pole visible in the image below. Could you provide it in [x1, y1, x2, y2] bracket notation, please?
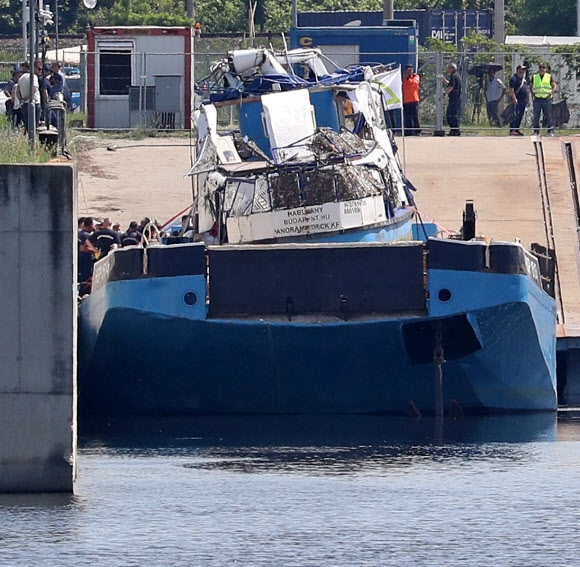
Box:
[383, 0, 393, 22]
[494, 0, 505, 80]
[22, 0, 28, 60]
[493, 0, 505, 45]
[28, 0, 36, 149]
[55, 0, 59, 61]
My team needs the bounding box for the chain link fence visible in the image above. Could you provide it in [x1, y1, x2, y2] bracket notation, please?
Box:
[194, 46, 580, 133]
[2, 39, 580, 132]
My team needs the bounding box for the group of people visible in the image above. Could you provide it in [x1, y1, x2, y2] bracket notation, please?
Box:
[77, 214, 219, 294]
[400, 61, 558, 137]
[2, 60, 72, 132]
[77, 217, 154, 292]
[485, 63, 557, 136]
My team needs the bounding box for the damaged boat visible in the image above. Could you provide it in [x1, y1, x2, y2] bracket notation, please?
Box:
[78, 47, 558, 417]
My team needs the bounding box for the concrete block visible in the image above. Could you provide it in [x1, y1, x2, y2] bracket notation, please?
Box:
[0, 394, 75, 492]
[0, 164, 77, 493]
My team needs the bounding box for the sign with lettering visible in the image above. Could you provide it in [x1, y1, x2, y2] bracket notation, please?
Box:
[227, 196, 386, 243]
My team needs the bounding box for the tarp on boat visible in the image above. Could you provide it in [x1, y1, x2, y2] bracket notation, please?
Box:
[208, 66, 369, 104]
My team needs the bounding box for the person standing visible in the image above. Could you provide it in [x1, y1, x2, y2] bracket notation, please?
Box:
[51, 61, 67, 87]
[508, 65, 529, 136]
[402, 64, 421, 136]
[16, 60, 42, 133]
[485, 69, 506, 128]
[10, 68, 24, 128]
[89, 217, 121, 259]
[78, 218, 96, 287]
[531, 63, 556, 136]
[4, 68, 22, 125]
[442, 63, 462, 136]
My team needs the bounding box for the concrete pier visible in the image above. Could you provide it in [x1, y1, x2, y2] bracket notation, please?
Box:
[0, 164, 77, 492]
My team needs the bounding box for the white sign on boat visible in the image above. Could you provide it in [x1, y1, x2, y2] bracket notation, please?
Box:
[226, 195, 387, 243]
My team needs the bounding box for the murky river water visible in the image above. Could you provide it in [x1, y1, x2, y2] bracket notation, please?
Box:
[2, 413, 580, 566]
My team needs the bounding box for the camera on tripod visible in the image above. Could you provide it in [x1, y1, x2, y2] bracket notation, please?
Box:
[468, 63, 504, 85]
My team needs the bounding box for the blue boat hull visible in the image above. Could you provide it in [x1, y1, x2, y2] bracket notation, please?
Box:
[79, 238, 557, 417]
[79, 296, 556, 417]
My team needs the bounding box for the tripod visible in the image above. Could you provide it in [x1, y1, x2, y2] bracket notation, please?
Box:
[471, 76, 485, 123]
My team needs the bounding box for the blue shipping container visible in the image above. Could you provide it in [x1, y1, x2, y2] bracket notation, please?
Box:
[296, 10, 493, 47]
[289, 25, 418, 72]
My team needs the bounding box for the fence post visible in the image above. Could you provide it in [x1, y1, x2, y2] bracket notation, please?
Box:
[435, 50, 444, 135]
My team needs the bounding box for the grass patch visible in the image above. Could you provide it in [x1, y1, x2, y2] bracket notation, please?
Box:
[0, 117, 53, 164]
[68, 112, 86, 129]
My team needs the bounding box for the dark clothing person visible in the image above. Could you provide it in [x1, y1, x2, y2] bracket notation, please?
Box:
[49, 73, 73, 108]
[445, 69, 462, 136]
[78, 229, 94, 283]
[4, 78, 15, 121]
[89, 228, 121, 258]
[509, 68, 529, 135]
[403, 102, 420, 135]
[121, 230, 142, 247]
[137, 217, 151, 234]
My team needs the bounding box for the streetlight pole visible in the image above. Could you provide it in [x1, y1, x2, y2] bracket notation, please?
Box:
[28, 0, 36, 149]
[55, 0, 59, 61]
[494, 0, 505, 81]
[22, 0, 28, 60]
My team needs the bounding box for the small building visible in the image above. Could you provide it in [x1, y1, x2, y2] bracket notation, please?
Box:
[86, 26, 195, 129]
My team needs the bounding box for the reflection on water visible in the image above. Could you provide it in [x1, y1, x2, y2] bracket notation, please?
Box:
[4, 412, 580, 567]
[79, 414, 559, 476]
[0, 493, 75, 509]
[82, 413, 559, 448]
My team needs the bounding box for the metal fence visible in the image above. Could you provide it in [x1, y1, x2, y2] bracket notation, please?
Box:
[2, 42, 580, 132]
[194, 48, 580, 132]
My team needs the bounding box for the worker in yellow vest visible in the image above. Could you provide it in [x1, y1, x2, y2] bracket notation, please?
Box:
[531, 63, 556, 136]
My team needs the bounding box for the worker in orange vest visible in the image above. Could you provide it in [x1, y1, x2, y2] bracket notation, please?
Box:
[402, 64, 421, 136]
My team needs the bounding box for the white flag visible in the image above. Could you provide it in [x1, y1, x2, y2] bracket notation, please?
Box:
[373, 67, 403, 110]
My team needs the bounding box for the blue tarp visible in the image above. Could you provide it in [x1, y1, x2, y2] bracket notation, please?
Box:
[208, 66, 369, 104]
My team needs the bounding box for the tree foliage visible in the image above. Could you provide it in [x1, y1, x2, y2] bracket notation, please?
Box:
[516, 0, 577, 36]
[0, 0, 577, 38]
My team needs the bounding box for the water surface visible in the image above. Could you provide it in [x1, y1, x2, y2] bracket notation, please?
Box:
[2, 413, 580, 566]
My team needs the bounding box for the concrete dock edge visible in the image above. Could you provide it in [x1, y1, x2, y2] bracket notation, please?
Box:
[0, 164, 77, 493]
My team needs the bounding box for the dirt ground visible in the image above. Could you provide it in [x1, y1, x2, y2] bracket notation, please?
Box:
[76, 133, 572, 240]
[76, 136, 198, 228]
[76, 132, 580, 328]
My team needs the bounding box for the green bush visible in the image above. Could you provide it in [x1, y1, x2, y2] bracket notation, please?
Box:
[0, 116, 54, 163]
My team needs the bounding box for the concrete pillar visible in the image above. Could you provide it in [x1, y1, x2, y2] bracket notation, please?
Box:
[0, 164, 77, 493]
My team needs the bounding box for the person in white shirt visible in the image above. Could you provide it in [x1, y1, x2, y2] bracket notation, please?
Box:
[16, 60, 42, 132]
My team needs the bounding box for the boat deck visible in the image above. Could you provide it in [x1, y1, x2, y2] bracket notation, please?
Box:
[404, 135, 580, 340]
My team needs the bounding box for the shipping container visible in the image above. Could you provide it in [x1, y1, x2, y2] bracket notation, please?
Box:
[296, 10, 493, 48]
[289, 23, 418, 71]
